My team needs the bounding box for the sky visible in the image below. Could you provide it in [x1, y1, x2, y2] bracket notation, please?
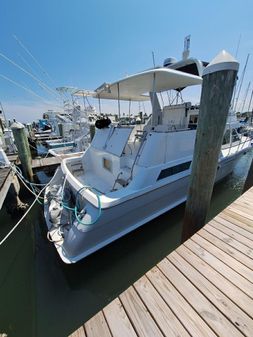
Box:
[0, 0, 253, 122]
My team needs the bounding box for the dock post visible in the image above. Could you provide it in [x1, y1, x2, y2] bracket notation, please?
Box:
[181, 50, 239, 243]
[58, 123, 64, 137]
[89, 124, 95, 141]
[11, 122, 33, 181]
[243, 158, 253, 192]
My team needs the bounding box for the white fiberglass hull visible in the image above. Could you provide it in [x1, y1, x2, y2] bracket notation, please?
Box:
[44, 148, 249, 263]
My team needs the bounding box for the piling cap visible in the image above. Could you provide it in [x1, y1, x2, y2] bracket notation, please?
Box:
[11, 121, 25, 130]
[203, 50, 239, 76]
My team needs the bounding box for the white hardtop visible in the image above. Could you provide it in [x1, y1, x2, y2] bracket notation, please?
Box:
[73, 68, 202, 101]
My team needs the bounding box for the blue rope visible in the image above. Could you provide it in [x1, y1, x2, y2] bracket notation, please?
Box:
[74, 186, 102, 225]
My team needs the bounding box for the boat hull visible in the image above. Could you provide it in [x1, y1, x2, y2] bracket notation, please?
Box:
[44, 148, 249, 263]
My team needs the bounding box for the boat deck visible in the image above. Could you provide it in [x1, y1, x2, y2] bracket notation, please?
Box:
[69, 186, 253, 337]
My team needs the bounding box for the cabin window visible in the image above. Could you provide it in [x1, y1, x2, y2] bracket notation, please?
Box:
[157, 161, 191, 180]
[103, 158, 112, 172]
[222, 130, 230, 145]
[232, 129, 240, 142]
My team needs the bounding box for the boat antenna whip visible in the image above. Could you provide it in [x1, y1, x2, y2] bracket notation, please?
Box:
[152, 51, 156, 68]
[233, 53, 250, 112]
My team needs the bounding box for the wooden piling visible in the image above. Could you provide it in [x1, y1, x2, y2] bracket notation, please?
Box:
[181, 50, 239, 243]
[89, 124, 95, 141]
[11, 122, 33, 181]
[243, 158, 253, 193]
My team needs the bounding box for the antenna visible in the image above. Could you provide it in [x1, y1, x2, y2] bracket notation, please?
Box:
[182, 35, 191, 60]
[152, 51, 156, 68]
[247, 89, 253, 112]
[234, 53, 250, 111]
[241, 81, 251, 113]
[235, 33, 242, 58]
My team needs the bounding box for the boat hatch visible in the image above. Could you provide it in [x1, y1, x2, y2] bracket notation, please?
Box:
[92, 126, 133, 157]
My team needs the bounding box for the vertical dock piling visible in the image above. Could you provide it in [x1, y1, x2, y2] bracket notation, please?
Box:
[89, 124, 95, 141]
[243, 158, 253, 192]
[181, 50, 239, 243]
[11, 122, 33, 181]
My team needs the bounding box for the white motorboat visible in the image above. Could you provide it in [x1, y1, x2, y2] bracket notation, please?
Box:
[44, 64, 252, 263]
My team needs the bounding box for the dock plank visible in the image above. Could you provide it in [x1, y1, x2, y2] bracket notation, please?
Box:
[159, 257, 244, 337]
[103, 298, 137, 337]
[210, 220, 253, 249]
[201, 226, 253, 269]
[213, 214, 253, 240]
[169, 251, 253, 337]
[185, 238, 253, 299]
[231, 201, 253, 219]
[223, 208, 253, 230]
[225, 206, 253, 225]
[177, 244, 253, 317]
[69, 186, 253, 337]
[219, 209, 253, 233]
[191, 232, 253, 282]
[146, 266, 217, 337]
[69, 326, 86, 337]
[0, 168, 13, 209]
[134, 276, 190, 337]
[119, 286, 163, 337]
[85, 312, 112, 337]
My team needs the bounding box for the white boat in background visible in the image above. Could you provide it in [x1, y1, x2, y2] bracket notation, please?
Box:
[45, 103, 94, 157]
[44, 58, 252, 263]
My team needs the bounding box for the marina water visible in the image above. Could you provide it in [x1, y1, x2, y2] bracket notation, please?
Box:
[0, 149, 252, 337]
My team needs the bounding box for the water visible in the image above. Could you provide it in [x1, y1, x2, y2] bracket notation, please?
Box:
[0, 149, 252, 337]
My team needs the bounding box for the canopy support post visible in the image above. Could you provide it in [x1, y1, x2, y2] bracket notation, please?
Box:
[117, 82, 121, 120]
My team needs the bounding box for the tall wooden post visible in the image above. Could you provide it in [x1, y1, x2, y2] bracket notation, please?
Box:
[11, 121, 33, 181]
[89, 124, 95, 142]
[243, 158, 253, 193]
[181, 51, 239, 243]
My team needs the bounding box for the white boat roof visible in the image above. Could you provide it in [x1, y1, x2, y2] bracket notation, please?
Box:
[74, 68, 202, 101]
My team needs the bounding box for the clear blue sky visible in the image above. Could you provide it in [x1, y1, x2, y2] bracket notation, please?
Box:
[1, 0, 253, 122]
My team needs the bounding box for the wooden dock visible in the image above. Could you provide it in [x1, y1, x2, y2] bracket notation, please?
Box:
[31, 152, 82, 169]
[69, 187, 253, 337]
[0, 167, 13, 209]
[0, 155, 18, 209]
[32, 156, 62, 169]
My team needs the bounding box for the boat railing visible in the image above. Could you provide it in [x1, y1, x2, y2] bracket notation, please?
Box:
[222, 133, 251, 158]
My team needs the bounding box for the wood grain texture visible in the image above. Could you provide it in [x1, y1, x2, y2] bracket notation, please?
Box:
[200, 227, 253, 270]
[134, 276, 190, 337]
[120, 286, 163, 337]
[146, 266, 217, 337]
[85, 311, 112, 337]
[159, 257, 244, 337]
[185, 238, 253, 299]
[177, 244, 253, 317]
[69, 326, 86, 337]
[191, 232, 253, 282]
[69, 187, 253, 337]
[169, 251, 253, 337]
[103, 298, 137, 337]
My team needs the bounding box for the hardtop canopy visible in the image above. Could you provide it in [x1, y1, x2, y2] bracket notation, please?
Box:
[73, 67, 202, 101]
